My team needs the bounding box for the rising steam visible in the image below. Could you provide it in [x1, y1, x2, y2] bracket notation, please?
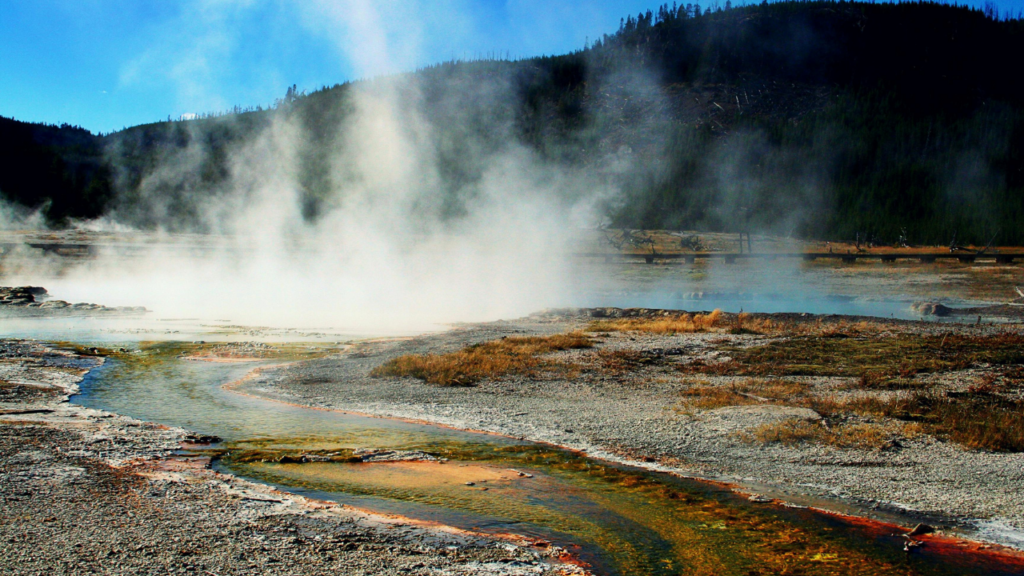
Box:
[4, 3, 629, 332]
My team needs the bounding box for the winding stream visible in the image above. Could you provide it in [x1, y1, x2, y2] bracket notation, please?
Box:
[65, 341, 1024, 576]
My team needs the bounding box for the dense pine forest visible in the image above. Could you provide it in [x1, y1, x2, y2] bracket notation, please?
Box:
[0, 117, 113, 222]
[2, 1, 1023, 245]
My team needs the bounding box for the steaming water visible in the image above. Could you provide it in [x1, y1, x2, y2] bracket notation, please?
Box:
[66, 342, 1022, 576]
[573, 259, 1001, 321]
[0, 315, 396, 344]
[8, 244, 1005, 339]
[3, 260, 990, 343]
[583, 290, 919, 318]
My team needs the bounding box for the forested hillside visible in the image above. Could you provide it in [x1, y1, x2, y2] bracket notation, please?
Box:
[2, 1, 1023, 245]
[0, 116, 112, 222]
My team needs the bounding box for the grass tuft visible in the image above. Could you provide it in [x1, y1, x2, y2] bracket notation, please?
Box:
[588, 309, 725, 334]
[679, 378, 810, 410]
[370, 332, 593, 386]
[678, 374, 1024, 452]
[680, 332, 1024, 378]
[743, 419, 890, 450]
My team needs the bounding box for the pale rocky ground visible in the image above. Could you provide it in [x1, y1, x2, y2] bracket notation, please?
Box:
[0, 285, 146, 315]
[238, 310, 1024, 550]
[0, 339, 584, 576]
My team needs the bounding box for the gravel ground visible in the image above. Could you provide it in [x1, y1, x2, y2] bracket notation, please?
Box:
[0, 339, 583, 576]
[237, 310, 1024, 550]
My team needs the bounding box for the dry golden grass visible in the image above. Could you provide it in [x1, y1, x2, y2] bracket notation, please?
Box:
[681, 331, 1024, 380]
[902, 421, 927, 438]
[748, 379, 811, 398]
[926, 396, 1024, 452]
[792, 319, 889, 337]
[678, 378, 810, 410]
[834, 423, 891, 450]
[370, 332, 593, 386]
[589, 309, 897, 339]
[588, 309, 725, 334]
[799, 391, 1024, 452]
[597, 349, 657, 374]
[679, 383, 761, 410]
[679, 374, 1024, 451]
[744, 418, 825, 444]
[743, 419, 890, 450]
[590, 310, 784, 335]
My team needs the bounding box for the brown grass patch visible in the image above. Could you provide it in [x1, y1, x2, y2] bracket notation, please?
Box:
[680, 373, 1024, 451]
[588, 310, 898, 339]
[744, 418, 825, 445]
[680, 383, 762, 410]
[798, 391, 1024, 452]
[794, 319, 889, 337]
[598, 350, 658, 374]
[1002, 366, 1024, 384]
[677, 358, 747, 376]
[370, 332, 593, 386]
[595, 349, 691, 374]
[728, 313, 780, 335]
[919, 395, 1024, 452]
[743, 419, 890, 450]
[588, 309, 725, 334]
[855, 372, 928, 390]
[680, 332, 1024, 380]
[902, 422, 927, 438]
[678, 378, 810, 410]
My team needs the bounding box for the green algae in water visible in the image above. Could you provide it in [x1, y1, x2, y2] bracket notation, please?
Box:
[73, 342, 497, 446]
[221, 439, 1016, 576]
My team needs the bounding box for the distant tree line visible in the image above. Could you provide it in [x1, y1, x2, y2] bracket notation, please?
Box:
[0, 116, 112, 222]
[1, 1, 1023, 246]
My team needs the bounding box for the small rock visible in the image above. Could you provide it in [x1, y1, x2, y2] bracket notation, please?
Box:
[911, 302, 953, 317]
[183, 434, 222, 444]
[904, 538, 924, 552]
[906, 523, 935, 537]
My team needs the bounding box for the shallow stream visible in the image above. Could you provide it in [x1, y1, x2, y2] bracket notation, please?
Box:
[67, 341, 1024, 576]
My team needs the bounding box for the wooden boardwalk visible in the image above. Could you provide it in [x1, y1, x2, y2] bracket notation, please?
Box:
[582, 251, 1024, 264]
[3, 242, 1022, 265]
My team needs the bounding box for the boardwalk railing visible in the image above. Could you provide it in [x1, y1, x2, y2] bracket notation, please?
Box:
[3, 243, 1021, 265]
[580, 252, 1022, 264]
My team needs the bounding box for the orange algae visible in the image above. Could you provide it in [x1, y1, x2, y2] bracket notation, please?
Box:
[221, 439, 1021, 576]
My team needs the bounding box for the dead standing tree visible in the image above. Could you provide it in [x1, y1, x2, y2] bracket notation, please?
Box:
[603, 230, 626, 251]
[896, 227, 910, 249]
[736, 206, 752, 253]
[626, 230, 656, 254]
[679, 234, 705, 251]
[976, 230, 1000, 256]
[949, 231, 964, 253]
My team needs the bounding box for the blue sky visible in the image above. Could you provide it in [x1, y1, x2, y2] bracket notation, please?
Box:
[2, 0, 1022, 134]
